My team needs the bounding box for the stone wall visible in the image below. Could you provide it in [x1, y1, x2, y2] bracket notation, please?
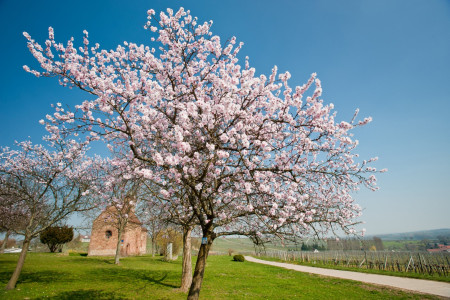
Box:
[88, 208, 147, 256]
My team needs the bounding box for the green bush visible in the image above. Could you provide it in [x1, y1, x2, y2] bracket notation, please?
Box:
[233, 254, 245, 262]
[40, 226, 74, 253]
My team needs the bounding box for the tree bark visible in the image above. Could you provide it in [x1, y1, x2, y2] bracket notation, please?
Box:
[115, 227, 124, 265]
[5, 238, 30, 290]
[180, 226, 193, 292]
[151, 237, 155, 257]
[49, 243, 58, 253]
[0, 230, 11, 253]
[187, 234, 212, 300]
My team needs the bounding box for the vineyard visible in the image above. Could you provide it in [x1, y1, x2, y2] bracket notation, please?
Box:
[261, 250, 450, 278]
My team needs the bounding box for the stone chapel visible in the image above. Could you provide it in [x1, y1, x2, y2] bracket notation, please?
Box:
[88, 206, 147, 256]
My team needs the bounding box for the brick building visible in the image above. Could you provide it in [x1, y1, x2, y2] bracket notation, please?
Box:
[427, 244, 450, 253]
[88, 206, 147, 256]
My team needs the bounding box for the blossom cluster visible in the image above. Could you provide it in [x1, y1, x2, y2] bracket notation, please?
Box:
[0, 138, 99, 236]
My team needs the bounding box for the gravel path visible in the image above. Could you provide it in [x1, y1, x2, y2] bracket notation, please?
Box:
[245, 256, 450, 298]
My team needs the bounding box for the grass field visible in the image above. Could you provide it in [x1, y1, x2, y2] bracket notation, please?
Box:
[382, 240, 425, 251]
[0, 253, 441, 299]
[210, 237, 296, 254]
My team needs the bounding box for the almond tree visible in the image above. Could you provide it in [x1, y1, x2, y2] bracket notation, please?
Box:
[94, 160, 142, 265]
[0, 139, 97, 290]
[0, 230, 11, 253]
[140, 182, 196, 292]
[0, 195, 28, 253]
[23, 8, 386, 299]
[140, 200, 166, 258]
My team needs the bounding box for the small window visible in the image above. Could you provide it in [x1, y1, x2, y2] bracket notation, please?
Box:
[105, 230, 112, 239]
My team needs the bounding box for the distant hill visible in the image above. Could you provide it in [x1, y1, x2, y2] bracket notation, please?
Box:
[368, 228, 450, 241]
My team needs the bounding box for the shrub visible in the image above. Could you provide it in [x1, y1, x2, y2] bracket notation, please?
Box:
[40, 226, 74, 253]
[233, 254, 245, 262]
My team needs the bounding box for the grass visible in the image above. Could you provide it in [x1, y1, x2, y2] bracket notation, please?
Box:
[0, 253, 442, 299]
[210, 236, 294, 254]
[383, 240, 425, 251]
[211, 237, 257, 253]
[257, 256, 450, 283]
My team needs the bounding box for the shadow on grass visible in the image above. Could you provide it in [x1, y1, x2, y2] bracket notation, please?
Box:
[62, 256, 115, 265]
[0, 270, 72, 285]
[88, 267, 178, 289]
[34, 289, 126, 300]
[0, 260, 18, 268]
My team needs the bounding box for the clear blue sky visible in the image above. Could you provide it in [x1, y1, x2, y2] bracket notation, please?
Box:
[0, 0, 449, 235]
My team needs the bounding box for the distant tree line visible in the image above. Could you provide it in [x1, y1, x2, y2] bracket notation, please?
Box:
[437, 235, 449, 245]
[300, 242, 326, 251]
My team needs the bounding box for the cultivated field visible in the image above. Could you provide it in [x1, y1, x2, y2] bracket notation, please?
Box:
[209, 238, 450, 282]
[261, 251, 450, 282]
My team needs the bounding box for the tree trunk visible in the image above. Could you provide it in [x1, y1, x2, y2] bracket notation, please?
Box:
[180, 226, 193, 292]
[49, 243, 57, 253]
[0, 230, 11, 253]
[151, 237, 155, 257]
[115, 227, 124, 265]
[187, 235, 212, 300]
[5, 238, 30, 290]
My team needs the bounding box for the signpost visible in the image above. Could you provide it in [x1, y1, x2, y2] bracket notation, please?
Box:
[201, 237, 207, 245]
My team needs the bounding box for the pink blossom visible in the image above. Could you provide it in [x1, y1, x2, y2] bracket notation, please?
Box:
[21, 9, 386, 293]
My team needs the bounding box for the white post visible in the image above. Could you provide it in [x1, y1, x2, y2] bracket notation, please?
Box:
[166, 243, 173, 261]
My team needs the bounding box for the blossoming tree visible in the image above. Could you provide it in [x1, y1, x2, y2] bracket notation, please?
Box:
[93, 159, 142, 265]
[23, 8, 385, 299]
[0, 139, 97, 290]
[0, 195, 28, 253]
[140, 182, 197, 292]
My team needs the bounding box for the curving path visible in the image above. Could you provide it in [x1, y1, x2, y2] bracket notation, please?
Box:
[245, 256, 450, 298]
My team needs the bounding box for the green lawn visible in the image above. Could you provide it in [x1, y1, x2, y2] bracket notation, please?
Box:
[0, 253, 440, 299]
[382, 240, 425, 251]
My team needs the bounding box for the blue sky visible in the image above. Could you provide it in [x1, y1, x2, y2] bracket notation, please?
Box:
[0, 0, 449, 235]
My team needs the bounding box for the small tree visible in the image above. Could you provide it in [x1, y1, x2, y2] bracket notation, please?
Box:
[0, 139, 97, 290]
[140, 200, 166, 258]
[139, 179, 197, 291]
[0, 195, 28, 253]
[92, 158, 143, 265]
[150, 192, 196, 291]
[39, 226, 74, 253]
[373, 236, 384, 251]
[0, 237, 16, 250]
[0, 232, 11, 253]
